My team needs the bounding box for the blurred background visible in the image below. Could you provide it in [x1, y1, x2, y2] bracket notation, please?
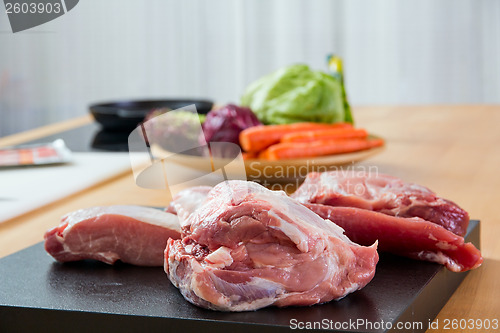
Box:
[1, 0, 499, 136]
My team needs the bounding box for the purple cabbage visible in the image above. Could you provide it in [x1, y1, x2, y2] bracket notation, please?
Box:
[200, 104, 261, 148]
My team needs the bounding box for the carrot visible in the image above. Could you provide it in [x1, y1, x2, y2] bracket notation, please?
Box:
[239, 122, 352, 153]
[257, 149, 271, 160]
[260, 138, 384, 160]
[242, 151, 259, 160]
[281, 128, 368, 143]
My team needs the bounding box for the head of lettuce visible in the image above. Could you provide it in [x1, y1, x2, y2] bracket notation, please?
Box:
[241, 64, 353, 125]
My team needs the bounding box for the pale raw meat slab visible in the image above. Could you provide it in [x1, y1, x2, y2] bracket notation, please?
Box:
[45, 205, 180, 266]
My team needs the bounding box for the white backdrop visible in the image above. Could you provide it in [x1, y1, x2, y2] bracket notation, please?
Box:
[0, 0, 499, 136]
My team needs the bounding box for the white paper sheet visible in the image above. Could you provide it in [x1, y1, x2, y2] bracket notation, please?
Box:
[0, 152, 131, 223]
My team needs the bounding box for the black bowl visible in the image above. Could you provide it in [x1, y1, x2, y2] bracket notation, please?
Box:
[89, 99, 214, 131]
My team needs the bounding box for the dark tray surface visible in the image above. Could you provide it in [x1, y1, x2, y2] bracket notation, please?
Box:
[0, 221, 480, 333]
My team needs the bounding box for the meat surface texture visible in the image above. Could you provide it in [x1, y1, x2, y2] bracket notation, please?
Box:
[166, 186, 212, 226]
[292, 171, 469, 236]
[45, 205, 181, 266]
[308, 204, 482, 272]
[165, 180, 378, 311]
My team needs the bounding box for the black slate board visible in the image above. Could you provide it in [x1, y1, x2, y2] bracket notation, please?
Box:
[0, 221, 480, 333]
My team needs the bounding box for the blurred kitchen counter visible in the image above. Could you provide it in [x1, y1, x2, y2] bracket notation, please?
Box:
[0, 105, 499, 332]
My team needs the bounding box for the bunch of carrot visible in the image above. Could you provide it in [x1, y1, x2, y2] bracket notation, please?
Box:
[239, 122, 384, 160]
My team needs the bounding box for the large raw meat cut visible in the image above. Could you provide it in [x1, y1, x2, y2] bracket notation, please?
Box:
[292, 171, 469, 236]
[45, 205, 180, 266]
[165, 180, 378, 311]
[307, 204, 482, 272]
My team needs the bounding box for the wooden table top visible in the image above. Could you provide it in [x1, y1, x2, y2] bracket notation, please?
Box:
[1, 106, 498, 332]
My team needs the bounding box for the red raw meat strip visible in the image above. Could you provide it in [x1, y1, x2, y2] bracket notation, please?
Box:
[45, 205, 180, 266]
[165, 181, 378, 311]
[292, 171, 469, 236]
[307, 204, 482, 272]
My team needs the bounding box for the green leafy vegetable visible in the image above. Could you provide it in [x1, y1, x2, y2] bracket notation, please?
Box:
[241, 64, 353, 125]
[144, 109, 206, 155]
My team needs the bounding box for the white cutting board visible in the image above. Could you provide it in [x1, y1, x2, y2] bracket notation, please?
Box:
[0, 152, 131, 223]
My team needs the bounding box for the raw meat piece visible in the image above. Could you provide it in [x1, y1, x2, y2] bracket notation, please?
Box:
[292, 171, 469, 236]
[45, 205, 180, 266]
[165, 180, 378, 311]
[166, 186, 211, 226]
[307, 204, 482, 272]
